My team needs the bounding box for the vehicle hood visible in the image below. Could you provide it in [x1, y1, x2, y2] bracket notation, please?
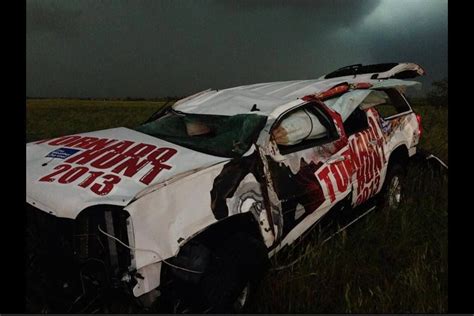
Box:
[26, 127, 229, 219]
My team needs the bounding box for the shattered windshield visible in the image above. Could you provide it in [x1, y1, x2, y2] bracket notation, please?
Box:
[135, 109, 268, 158]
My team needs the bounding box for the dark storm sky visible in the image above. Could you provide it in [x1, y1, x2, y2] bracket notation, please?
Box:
[26, 0, 447, 98]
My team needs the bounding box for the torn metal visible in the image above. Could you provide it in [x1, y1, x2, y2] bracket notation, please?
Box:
[26, 62, 426, 312]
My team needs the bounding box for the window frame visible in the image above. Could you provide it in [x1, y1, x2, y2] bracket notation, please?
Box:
[343, 106, 370, 137]
[270, 101, 341, 155]
[372, 88, 413, 120]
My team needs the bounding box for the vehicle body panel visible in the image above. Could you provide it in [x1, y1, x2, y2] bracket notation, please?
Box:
[26, 62, 424, 302]
[26, 127, 229, 218]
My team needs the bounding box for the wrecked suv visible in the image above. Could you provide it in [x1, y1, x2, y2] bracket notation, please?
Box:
[26, 62, 425, 312]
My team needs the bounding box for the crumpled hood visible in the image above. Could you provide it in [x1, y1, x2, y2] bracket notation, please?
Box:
[26, 127, 229, 219]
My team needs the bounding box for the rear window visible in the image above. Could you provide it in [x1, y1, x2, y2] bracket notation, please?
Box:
[134, 109, 267, 158]
[372, 89, 411, 119]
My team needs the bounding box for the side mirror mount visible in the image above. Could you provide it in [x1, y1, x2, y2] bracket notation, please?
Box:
[271, 151, 287, 163]
[261, 138, 286, 162]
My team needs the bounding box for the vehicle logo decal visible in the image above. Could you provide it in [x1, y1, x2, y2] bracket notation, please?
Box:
[46, 147, 81, 159]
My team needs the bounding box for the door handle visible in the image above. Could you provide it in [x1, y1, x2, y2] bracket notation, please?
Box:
[327, 156, 346, 164]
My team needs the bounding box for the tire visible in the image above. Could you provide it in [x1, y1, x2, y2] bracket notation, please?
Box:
[163, 232, 269, 313]
[379, 163, 405, 210]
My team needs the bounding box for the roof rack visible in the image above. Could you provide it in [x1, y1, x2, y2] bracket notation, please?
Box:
[324, 63, 399, 79]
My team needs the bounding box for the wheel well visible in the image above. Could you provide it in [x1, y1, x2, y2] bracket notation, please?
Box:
[189, 212, 264, 250]
[163, 213, 266, 285]
[388, 145, 409, 169]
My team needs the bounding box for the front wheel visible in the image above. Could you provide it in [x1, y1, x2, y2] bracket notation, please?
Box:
[162, 232, 269, 313]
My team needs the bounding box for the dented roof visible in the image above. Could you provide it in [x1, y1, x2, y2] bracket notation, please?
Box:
[173, 62, 423, 117]
[174, 77, 420, 117]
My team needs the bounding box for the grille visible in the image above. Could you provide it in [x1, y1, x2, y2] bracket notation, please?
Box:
[26, 203, 133, 312]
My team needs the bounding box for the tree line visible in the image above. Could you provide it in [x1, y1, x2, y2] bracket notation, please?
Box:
[426, 78, 448, 107]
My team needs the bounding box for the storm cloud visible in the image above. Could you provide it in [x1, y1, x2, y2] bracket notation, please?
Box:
[26, 0, 447, 98]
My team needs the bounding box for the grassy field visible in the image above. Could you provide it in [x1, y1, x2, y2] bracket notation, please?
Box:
[26, 98, 448, 313]
[26, 99, 169, 142]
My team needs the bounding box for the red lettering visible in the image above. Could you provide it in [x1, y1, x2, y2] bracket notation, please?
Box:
[356, 167, 365, 194]
[371, 145, 382, 172]
[368, 116, 382, 139]
[35, 138, 51, 144]
[379, 142, 387, 164]
[65, 148, 109, 165]
[65, 141, 135, 166]
[112, 157, 150, 178]
[350, 138, 361, 169]
[356, 134, 368, 159]
[90, 152, 127, 169]
[58, 166, 89, 184]
[146, 147, 177, 162]
[342, 151, 353, 178]
[101, 140, 135, 154]
[90, 174, 121, 196]
[367, 180, 376, 198]
[362, 187, 369, 201]
[373, 175, 381, 194]
[360, 132, 374, 181]
[65, 137, 99, 149]
[317, 167, 336, 202]
[82, 138, 118, 151]
[367, 124, 377, 141]
[139, 148, 177, 185]
[122, 143, 157, 157]
[38, 164, 71, 182]
[48, 135, 82, 146]
[330, 163, 348, 193]
[78, 171, 104, 188]
[140, 162, 172, 185]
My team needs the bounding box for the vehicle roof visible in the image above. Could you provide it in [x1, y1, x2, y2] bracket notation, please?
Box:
[173, 63, 423, 117]
[173, 77, 344, 116]
[173, 77, 418, 117]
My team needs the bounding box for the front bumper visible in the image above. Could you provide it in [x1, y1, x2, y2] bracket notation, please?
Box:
[26, 203, 137, 312]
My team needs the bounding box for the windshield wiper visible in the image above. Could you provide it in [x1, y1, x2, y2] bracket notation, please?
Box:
[169, 108, 187, 117]
[143, 100, 174, 124]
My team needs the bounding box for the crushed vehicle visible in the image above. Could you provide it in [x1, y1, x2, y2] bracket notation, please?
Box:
[27, 62, 427, 313]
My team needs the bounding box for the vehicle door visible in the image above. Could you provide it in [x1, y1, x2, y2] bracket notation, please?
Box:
[344, 103, 387, 207]
[263, 100, 352, 241]
[368, 87, 419, 189]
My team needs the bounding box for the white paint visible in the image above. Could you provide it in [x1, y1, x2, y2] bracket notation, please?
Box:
[26, 127, 229, 219]
[294, 204, 305, 221]
[259, 208, 275, 248]
[133, 262, 162, 297]
[225, 173, 263, 217]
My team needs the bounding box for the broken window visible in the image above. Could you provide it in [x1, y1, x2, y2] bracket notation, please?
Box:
[324, 80, 418, 123]
[324, 89, 373, 122]
[343, 107, 369, 136]
[135, 109, 267, 158]
[370, 89, 411, 119]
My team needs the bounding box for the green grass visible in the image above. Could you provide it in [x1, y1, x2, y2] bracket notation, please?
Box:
[413, 105, 448, 163]
[26, 98, 447, 313]
[26, 99, 168, 142]
[248, 163, 447, 313]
